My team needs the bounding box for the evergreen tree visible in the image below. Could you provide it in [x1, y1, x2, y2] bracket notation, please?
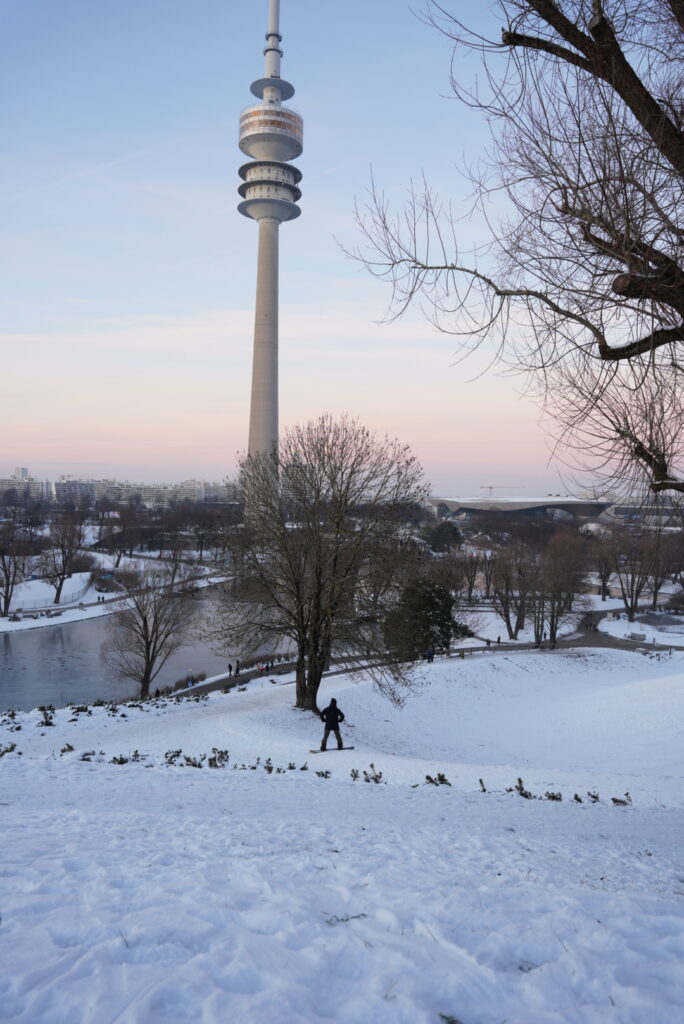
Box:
[383, 579, 457, 660]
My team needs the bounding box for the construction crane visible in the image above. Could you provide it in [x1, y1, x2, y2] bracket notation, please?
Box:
[479, 485, 524, 497]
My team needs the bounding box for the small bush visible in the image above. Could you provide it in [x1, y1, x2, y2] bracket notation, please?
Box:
[37, 706, 55, 728]
[512, 777, 534, 799]
[207, 748, 230, 769]
[182, 754, 205, 768]
[611, 792, 632, 806]
[426, 773, 451, 787]
[363, 763, 383, 784]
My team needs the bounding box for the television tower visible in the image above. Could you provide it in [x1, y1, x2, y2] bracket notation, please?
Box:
[238, 0, 302, 458]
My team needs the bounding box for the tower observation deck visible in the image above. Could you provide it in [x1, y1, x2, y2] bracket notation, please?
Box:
[239, 0, 302, 459]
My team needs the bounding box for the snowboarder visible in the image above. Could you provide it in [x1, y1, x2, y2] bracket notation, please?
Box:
[319, 698, 345, 751]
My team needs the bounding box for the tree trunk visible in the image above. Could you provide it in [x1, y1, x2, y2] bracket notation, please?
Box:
[295, 655, 307, 708]
[513, 604, 525, 639]
[304, 669, 323, 713]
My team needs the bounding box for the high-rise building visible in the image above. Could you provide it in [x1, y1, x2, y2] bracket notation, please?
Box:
[238, 0, 302, 458]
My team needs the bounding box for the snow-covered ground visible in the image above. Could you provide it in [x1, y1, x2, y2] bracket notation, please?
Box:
[598, 610, 684, 647]
[0, 561, 223, 635]
[459, 606, 583, 646]
[8, 571, 94, 614]
[2, 649, 683, 1022]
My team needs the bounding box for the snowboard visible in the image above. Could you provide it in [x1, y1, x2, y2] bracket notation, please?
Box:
[309, 746, 355, 753]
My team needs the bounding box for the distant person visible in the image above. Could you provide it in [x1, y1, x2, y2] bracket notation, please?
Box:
[319, 698, 345, 751]
[235, 659, 240, 677]
[228, 663, 233, 677]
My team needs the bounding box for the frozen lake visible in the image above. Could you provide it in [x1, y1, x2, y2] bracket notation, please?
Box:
[0, 592, 230, 712]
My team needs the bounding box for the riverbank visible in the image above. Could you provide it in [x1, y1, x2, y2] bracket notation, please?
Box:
[0, 567, 223, 635]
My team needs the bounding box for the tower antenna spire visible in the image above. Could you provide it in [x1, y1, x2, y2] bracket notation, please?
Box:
[238, 0, 303, 459]
[264, 0, 282, 80]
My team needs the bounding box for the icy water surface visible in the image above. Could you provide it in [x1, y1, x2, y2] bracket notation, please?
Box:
[0, 592, 229, 712]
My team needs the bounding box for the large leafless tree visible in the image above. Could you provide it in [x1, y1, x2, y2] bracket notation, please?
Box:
[102, 565, 191, 699]
[40, 513, 89, 605]
[0, 520, 36, 617]
[352, 0, 684, 494]
[207, 415, 427, 712]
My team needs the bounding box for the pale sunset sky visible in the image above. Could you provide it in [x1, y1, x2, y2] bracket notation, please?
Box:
[1, 0, 569, 496]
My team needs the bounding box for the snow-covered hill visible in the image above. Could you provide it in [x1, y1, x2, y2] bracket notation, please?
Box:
[2, 649, 683, 1023]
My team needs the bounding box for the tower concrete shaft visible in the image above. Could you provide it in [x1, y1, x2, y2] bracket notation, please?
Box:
[238, 0, 302, 459]
[247, 217, 279, 457]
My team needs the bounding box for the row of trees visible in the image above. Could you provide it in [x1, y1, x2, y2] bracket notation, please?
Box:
[97, 501, 235, 569]
[0, 495, 239, 617]
[593, 528, 683, 617]
[98, 415, 683, 702]
[0, 512, 94, 614]
[442, 523, 682, 639]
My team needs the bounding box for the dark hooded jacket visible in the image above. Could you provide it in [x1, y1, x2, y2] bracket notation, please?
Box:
[320, 699, 345, 729]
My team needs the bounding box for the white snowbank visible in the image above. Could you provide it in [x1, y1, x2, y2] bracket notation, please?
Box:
[9, 570, 93, 612]
[598, 610, 684, 647]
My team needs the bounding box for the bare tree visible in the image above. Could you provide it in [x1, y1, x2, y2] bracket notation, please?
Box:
[645, 527, 683, 608]
[430, 548, 467, 605]
[109, 504, 142, 567]
[351, 1, 684, 494]
[545, 360, 684, 496]
[0, 520, 36, 616]
[481, 552, 495, 599]
[40, 513, 88, 604]
[609, 528, 657, 620]
[20, 502, 47, 545]
[461, 552, 481, 603]
[184, 503, 216, 563]
[594, 534, 614, 601]
[527, 530, 588, 644]
[102, 566, 191, 698]
[491, 544, 531, 638]
[207, 415, 427, 712]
